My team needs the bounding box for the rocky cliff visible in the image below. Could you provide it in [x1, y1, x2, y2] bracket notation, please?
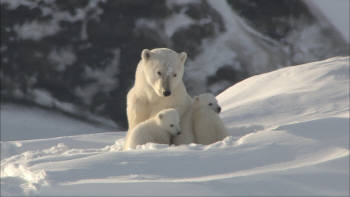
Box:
[1, 0, 348, 129]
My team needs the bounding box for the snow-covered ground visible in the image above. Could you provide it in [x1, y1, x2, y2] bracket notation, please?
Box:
[1, 104, 112, 141]
[1, 57, 349, 196]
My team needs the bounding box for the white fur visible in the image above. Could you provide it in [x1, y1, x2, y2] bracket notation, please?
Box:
[124, 108, 181, 150]
[172, 101, 195, 145]
[192, 93, 229, 145]
[125, 48, 194, 148]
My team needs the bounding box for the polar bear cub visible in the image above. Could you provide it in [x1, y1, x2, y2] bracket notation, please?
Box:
[192, 93, 228, 145]
[124, 108, 181, 150]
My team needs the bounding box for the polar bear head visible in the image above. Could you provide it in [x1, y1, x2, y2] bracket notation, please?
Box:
[156, 108, 181, 136]
[193, 93, 221, 113]
[141, 48, 187, 97]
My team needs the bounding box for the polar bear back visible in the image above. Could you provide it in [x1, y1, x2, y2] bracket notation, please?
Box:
[124, 119, 172, 150]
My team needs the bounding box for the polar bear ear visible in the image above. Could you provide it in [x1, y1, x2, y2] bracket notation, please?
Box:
[179, 52, 187, 64]
[141, 49, 152, 60]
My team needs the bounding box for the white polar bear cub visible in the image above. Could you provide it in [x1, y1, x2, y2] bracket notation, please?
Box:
[124, 108, 181, 150]
[125, 48, 194, 147]
[192, 93, 229, 145]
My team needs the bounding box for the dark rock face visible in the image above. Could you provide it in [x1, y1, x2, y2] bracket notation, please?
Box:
[226, 0, 347, 61]
[172, 1, 225, 57]
[1, 0, 223, 128]
[227, 0, 314, 40]
[1, 0, 348, 129]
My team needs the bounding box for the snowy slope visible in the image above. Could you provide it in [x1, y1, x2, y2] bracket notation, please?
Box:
[1, 104, 113, 141]
[1, 57, 349, 196]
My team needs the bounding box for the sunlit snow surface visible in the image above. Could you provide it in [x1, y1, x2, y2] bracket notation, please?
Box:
[1, 57, 349, 196]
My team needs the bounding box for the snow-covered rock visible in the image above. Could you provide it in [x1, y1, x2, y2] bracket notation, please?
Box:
[1, 57, 349, 196]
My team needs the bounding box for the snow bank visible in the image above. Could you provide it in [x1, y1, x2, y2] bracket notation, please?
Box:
[218, 56, 349, 132]
[1, 57, 349, 196]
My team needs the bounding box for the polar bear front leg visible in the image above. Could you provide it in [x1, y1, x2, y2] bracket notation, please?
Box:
[124, 98, 149, 150]
[126, 98, 150, 131]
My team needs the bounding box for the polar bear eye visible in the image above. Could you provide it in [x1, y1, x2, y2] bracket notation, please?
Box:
[170, 124, 174, 127]
[173, 73, 177, 77]
[209, 103, 213, 106]
[157, 71, 162, 76]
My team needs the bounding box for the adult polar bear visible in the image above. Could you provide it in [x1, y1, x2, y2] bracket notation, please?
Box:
[124, 48, 194, 148]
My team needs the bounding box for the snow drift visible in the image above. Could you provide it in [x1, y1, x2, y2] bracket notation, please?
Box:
[1, 57, 349, 196]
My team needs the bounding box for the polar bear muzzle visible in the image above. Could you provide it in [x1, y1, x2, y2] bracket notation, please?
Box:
[162, 80, 171, 96]
[160, 74, 171, 97]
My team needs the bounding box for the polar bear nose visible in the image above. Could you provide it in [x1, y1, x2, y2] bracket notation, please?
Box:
[163, 90, 171, 97]
[177, 131, 181, 135]
[216, 107, 221, 113]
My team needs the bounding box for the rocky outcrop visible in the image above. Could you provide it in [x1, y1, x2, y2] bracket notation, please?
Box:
[1, 0, 347, 128]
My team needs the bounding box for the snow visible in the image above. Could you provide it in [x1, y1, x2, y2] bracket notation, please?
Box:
[4, 0, 103, 41]
[218, 56, 349, 130]
[308, 0, 349, 43]
[13, 21, 61, 41]
[48, 47, 77, 72]
[75, 48, 120, 105]
[0, 104, 111, 141]
[164, 12, 195, 37]
[30, 89, 119, 129]
[0, 0, 39, 10]
[185, 0, 288, 94]
[183, 0, 348, 95]
[1, 57, 349, 196]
